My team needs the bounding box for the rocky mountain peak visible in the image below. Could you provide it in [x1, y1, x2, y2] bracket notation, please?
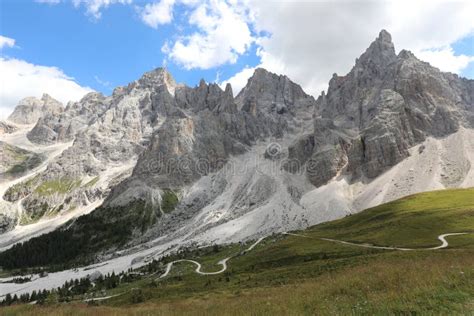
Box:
[39, 93, 63, 116]
[136, 67, 177, 95]
[377, 29, 392, 43]
[312, 28, 474, 187]
[224, 83, 233, 96]
[8, 94, 63, 125]
[41, 93, 55, 102]
[245, 68, 291, 87]
[356, 29, 397, 70]
[236, 67, 315, 114]
[398, 49, 416, 60]
[253, 67, 273, 77]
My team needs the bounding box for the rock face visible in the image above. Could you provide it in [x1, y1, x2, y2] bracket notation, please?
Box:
[0, 121, 17, 135]
[298, 30, 474, 186]
[8, 94, 63, 125]
[103, 69, 315, 244]
[0, 214, 15, 234]
[105, 69, 313, 213]
[5, 68, 183, 223]
[27, 92, 109, 144]
[3, 67, 314, 235]
[236, 68, 316, 135]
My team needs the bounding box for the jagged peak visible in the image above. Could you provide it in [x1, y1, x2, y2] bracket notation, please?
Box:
[140, 67, 174, 81]
[254, 67, 272, 75]
[253, 67, 283, 80]
[79, 91, 106, 103]
[367, 29, 395, 54]
[242, 67, 299, 91]
[398, 49, 416, 60]
[41, 93, 52, 100]
[356, 29, 397, 68]
[377, 29, 392, 44]
[40, 93, 63, 107]
[224, 83, 233, 96]
[15, 94, 61, 106]
[8, 93, 63, 124]
[137, 67, 177, 95]
[17, 96, 42, 104]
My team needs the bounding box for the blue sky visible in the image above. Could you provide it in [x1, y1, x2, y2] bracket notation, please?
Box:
[0, 0, 473, 118]
[0, 0, 260, 94]
[452, 36, 474, 79]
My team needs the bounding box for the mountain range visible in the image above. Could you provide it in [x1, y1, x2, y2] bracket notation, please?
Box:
[0, 29, 473, 272]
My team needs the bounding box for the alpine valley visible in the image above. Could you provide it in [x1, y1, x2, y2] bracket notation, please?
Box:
[0, 30, 473, 314]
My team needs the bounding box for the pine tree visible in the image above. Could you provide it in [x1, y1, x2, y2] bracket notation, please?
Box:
[5, 293, 12, 305]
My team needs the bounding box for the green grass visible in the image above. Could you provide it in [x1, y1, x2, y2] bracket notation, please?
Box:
[3, 175, 41, 202]
[161, 189, 179, 213]
[2, 142, 29, 162]
[6, 154, 44, 176]
[1, 143, 45, 177]
[309, 188, 474, 248]
[2, 188, 474, 315]
[34, 178, 82, 196]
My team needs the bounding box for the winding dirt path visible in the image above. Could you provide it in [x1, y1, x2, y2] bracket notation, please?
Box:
[158, 237, 265, 279]
[284, 232, 469, 251]
[158, 231, 468, 281]
[429, 233, 467, 249]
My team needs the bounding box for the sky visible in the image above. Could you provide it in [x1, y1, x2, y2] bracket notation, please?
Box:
[0, 0, 473, 119]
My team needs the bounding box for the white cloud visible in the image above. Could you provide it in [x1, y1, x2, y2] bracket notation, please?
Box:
[416, 46, 474, 74]
[223, 0, 474, 96]
[0, 35, 15, 50]
[141, 0, 175, 28]
[72, 0, 132, 19]
[220, 66, 255, 96]
[164, 0, 255, 69]
[0, 57, 93, 119]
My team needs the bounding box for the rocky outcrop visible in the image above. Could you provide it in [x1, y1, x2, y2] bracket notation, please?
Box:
[8, 68, 314, 224]
[8, 94, 63, 125]
[7, 69, 182, 221]
[0, 121, 17, 135]
[0, 213, 15, 234]
[236, 68, 315, 115]
[106, 73, 298, 209]
[27, 92, 109, 144]
[236, 68, 316, 136]
[302, 30, 474, 186]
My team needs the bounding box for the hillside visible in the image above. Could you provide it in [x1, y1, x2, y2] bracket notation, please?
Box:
[0, 141, 44, 179]
[2, 188, 473, 314]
